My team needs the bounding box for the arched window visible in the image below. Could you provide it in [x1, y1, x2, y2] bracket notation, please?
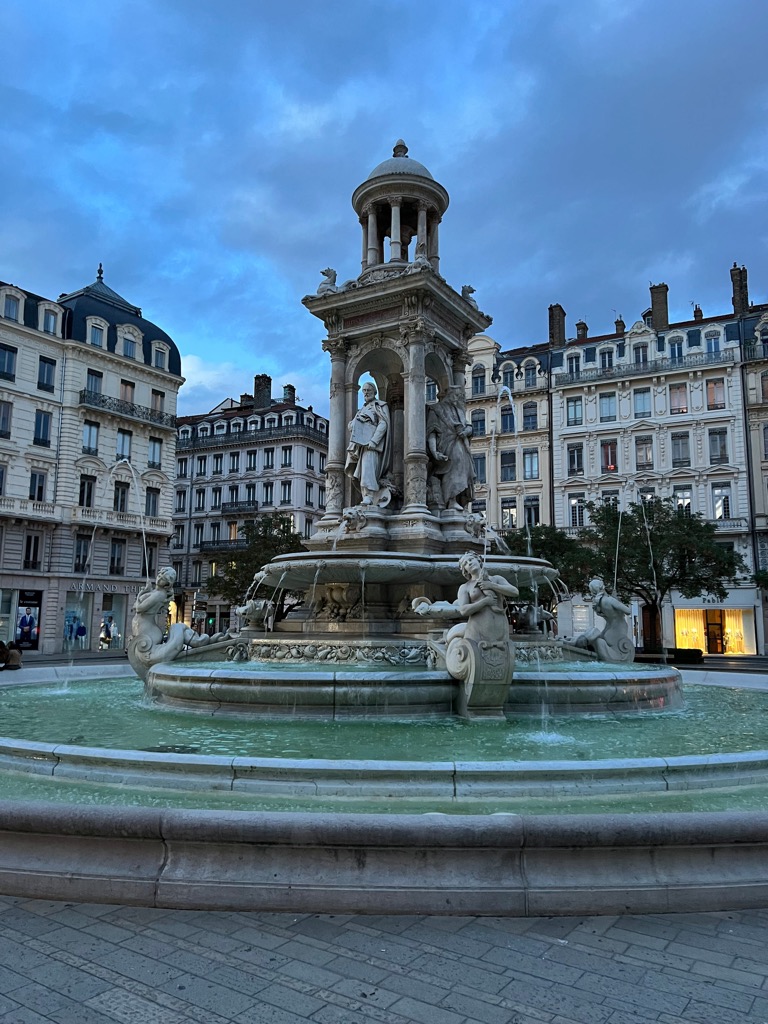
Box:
[522, 401, 537, 431]
[471, 365, 486, 396]
[501, 364, 515, 390]
[471, 410, 486, 436]
[524, 363, 537, 388]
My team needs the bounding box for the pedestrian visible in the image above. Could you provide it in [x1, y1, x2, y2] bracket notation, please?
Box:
[98, 619, 112, 651]
[5, 643, 22, 670]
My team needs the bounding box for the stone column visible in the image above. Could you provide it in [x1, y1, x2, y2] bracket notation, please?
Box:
[417, 202, 428, 254]
[389, 199, 402, 262]
[367, 207, 379, 267]
[323, 338, 348, 516]
[360, 217, 368, 275]
[402, 321, 430, 513]
[428, 214, 440, 273]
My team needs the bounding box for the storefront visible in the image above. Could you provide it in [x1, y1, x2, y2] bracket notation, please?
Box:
[673, 597, 758, 655]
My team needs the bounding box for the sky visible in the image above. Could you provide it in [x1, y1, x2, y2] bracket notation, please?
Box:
[2, 0, 768, 416]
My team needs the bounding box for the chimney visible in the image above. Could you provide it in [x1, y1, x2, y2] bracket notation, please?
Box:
[548, 303, 566, 346]
[252, 374, 272, 409]
[614, 315, 626, 334]
[693, 304, 703, 322]
[649, 283, 669, 331]
[731, 262, 749, 316]
[283, 384, 296, 406]
[575, 319, 588, 340]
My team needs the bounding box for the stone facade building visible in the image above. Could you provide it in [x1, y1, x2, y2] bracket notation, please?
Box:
[0, 269, 182, 654]
[172, 376, 328, 633]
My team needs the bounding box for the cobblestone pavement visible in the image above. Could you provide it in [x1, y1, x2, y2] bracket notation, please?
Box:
[0, 898, 767, 1023]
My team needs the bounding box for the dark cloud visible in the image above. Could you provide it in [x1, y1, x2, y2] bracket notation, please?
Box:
[2, 0, 767, 412]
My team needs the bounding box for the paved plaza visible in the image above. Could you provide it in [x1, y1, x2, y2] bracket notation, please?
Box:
[0, 897, 766, 1023]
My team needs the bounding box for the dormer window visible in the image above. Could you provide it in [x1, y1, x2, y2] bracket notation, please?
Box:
[179, 428, 191, 440]
[231, 421, 242, 431]
[524, 363, 537, 388]
[153, 345, 167, 369]
[2, 292, 20, 322]
[89, 323, 104, 347]
[198, 425, 209, 437]
[600, 348, 614, 371]
[40, 307, 59, 335]
[215, 422, 226, 434]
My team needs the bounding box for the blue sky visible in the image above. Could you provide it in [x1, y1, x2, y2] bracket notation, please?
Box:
[2, 0, 767, 415]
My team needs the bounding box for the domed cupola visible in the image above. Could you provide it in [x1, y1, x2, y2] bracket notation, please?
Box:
[351, 141, 449, 278]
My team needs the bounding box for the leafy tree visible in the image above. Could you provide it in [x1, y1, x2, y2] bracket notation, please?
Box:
[501, 524, 593, 602]
[207, 513, 306, 611]
[579, 497, 747, 647]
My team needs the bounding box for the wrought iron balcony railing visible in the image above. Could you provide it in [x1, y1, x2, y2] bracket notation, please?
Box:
[554, 349, 735, 387]
[199, 539, 249, 553]
[79, 389, 176, 428]
[220, 499, 259, 515]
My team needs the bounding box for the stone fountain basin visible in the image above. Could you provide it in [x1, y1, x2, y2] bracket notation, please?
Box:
[258, 551, 559, 590]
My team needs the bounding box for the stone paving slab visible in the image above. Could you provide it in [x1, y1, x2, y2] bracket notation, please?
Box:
[2, 897, 768, 1022]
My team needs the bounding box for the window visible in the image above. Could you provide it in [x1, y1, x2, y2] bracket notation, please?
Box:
[599, 393, 616, 422]
[263, 481, 274, 505]
[116, 429, 132, 461]
[154, 347, 166, 369]
[247, 450, 258, 472]
[195, 488, 206, 511]
[524, 496, 540, 527]
[120, 379, 135, 404]
[633, 344, 648, 365]
[669, 337, 684, 364]
[211, 487, 222, 510]
[567, 444, 583, 476]
[600, 439, 618, 473]
[707, 378, 725, 410]
[280, 480, 292, 504]
[567, 354, 581, 377]
[319, 453, 326, 473]
[471, 366, 486, 396]
[89, 323, 105, 347]
[569, 493, 585, 528]
[82, 421, 99, 455]
[566, 397, 583, 426]
[472, 455, 486, 484]
[0, 344, 17, 382]
[706, 333, 720, 356]
[500, 499, 517, 530]
[669, 383, 688, 415]
[600, 349, 614, 371]
[229, 452, 239, 473]
[29, 470, 46, 502]
[522, 402, 537, 431]
[148, 437, 162, 469]
[633, 388, 651, 418]
[602, 490, 620, 508]
[264, 448, 274, 470]
[192, 561, 202, 585]
[33, 410, 52, 447]
[3, 295, 19, 321]
[674, 486, 692, 516]
[196, 455, 207, 476]
[123, 337, 136, 359]
[193, 523, 204, 547]
[500, 406, 514, 432]
[523, 448, 539, 480]
[502, 365, 515, 390]
[245, 482, 256, 503]
[113, 481, 129, 513]
[173, 525, 185, 549]
[524, 364, 537, 388]
[175, 490, 186, 513]
[79, 475, 95, 508]
[281, 446, 292, 467]
[471, 410, 486, 436]
[712, 484, 732, 520]
[671, 432, 691, 468]
[86, 369, 102, 394]
[210, 522, 221, 542]
[426, 379, 437, 403]
[151, 389, 164, 412]
[228, 484, 239, 503]
[764, 424, 768, 460]
[145, 487, 160, 517]
[177, 457, 188, 477]
[305, 482, 314, 505]
[37, 357, 55, 392]
[212, 454, 223, 475]
[109, 539, 126, 575]
[635, 435, 653, 470]
[0, 401, 12, 438]
[638, 487, 655, 504]
[0, 465, 4, 496]
[500, 451, 516, 481]
[761, 373, 768, 403]
[318, 485, 326, 508]
[24, 534, 41, 571]
[74, 535, 90, 574]
[228, 521, 239, 541]
[709, 428, 728, 465]
[141, 543, 157, 578]
[304, 517, 313, 539]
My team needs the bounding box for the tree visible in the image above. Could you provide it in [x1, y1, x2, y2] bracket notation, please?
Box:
[207, 513, 306, 610]
[501, 524, 594, 602]
[579, 497, 747, 648]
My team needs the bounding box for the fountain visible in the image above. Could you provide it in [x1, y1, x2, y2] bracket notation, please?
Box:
[0, 142, 766, 917]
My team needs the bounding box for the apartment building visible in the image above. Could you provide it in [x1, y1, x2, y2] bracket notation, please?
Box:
[0, 268, 181, 653]
[172, 375, 328, 633]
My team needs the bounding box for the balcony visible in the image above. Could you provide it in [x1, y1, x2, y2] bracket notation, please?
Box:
[712, 517, 749, 533]
[82, 446, 99, 457]
[199, 539, 248, 553]
[79, 389, 176, 429]
[554, 349, 735, 386]
[70, 506, 171, 532]
[177, 423, 328, 451]
[744, 343, 768, 363]
[221, 499, 258, 515]
[0, 497, 59, 522]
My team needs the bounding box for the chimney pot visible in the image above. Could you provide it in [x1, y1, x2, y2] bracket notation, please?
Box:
[693, 304, 703, 322]
[614, 316, 625, 334]
[575, 319, 588, 339]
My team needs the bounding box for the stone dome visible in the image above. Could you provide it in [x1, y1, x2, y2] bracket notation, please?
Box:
[366, 140, 434, 181]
